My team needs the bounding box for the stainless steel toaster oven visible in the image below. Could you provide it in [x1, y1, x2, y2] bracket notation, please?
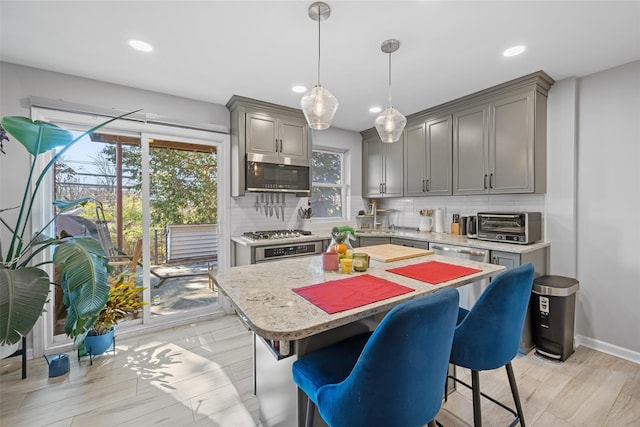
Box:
[476, 212, 542, 244]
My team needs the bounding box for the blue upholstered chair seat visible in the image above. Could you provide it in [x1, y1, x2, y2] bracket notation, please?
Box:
[292, 288, 460, 427]
[292, 332, 371, 402]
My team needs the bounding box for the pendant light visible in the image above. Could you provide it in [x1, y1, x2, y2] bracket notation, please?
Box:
[375, 39, 406, 143]
[300, 2, 339, 130]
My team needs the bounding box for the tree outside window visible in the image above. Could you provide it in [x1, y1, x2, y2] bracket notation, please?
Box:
[311, 149, 344, 219]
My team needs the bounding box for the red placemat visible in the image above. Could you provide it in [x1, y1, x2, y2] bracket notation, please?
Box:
[292, 274, 414, 314]
[387, 260, 482, 284]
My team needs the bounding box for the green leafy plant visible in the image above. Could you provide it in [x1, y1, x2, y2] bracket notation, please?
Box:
[0, 111, 138, 348]
[90, 273, 147, 336]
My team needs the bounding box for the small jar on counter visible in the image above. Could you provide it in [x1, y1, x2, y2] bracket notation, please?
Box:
[353, 253, 369, 272]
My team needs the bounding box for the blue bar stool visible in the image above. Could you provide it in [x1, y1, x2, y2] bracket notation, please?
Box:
[447, 263, 535, 427]
[292, 288, 459, 427]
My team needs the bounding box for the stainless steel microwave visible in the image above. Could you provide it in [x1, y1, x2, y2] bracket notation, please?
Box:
[246, 153, 310, 193]
[476, 212, 542, 244]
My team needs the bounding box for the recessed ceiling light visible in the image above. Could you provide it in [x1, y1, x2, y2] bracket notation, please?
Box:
[128, 39, 153, 52]
[292, 85, 307, 93]
[369, 106, 382, 114]
[503, 45, 526, 57]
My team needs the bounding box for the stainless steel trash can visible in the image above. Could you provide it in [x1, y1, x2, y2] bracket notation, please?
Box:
[531, 275, 580, 361]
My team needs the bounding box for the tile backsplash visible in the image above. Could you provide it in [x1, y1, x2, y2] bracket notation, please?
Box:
[375, 194, 546, 231]
[229, 194, 366, 236]
[230, 192, 544, 236]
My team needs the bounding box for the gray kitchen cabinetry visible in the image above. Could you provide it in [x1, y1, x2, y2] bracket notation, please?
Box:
[246, 111, 308, 161]
[490, 248, 549, 281]
[362, 129, 403, 198]
[390, 237, 429, 250]
[490, 247, 550, 354]
[227, 95, 310, 196]
[404, 115, 452, 197]
[453, 83, 549, 195]
[358, 236, 391, 247]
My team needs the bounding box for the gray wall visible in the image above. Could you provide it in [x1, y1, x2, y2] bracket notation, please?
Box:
[547, 60, 640, 360]
[575, 61, 639, 357]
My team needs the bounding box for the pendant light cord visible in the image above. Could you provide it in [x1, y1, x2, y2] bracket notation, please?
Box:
[387, 51, 392, 107]
[317, 3, 321, 86]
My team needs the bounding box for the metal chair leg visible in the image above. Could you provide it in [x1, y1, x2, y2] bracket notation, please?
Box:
[305, 396, 315, 427]
[471, 370, 482, 427]
[506, 362, 525, 427]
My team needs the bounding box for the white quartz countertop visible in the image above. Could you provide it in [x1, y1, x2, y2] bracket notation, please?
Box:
[212, 253, 505, 341]
[231, 228, 549, 254]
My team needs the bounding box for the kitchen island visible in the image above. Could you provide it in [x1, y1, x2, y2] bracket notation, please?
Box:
[212, 252, 505, 427]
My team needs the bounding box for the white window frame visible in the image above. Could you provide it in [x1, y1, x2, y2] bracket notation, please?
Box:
[311, 147, 347, 221]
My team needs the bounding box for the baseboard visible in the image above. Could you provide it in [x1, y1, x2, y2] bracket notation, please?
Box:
[575, 334, 640, 365]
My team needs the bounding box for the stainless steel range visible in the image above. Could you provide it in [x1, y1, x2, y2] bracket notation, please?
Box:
[234, 229, 324, 265]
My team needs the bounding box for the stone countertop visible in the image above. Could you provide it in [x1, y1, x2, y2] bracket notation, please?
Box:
[231, 228, 549, 255]
[212, 253, 505, 341]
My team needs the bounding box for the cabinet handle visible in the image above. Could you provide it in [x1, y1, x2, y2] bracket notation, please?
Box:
[379, 183, 383, 194]
[279, 139, 283, 153]
[421, 179, 425, 192]
[426, 179, 430, 192]
[483, 174, 488, 189]
[492, 257, 497, 264]
[489, 173, 494, 189]
[275, 138, 279, 152]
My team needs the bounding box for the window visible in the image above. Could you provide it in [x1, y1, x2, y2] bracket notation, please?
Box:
[311, 149, 345, 218]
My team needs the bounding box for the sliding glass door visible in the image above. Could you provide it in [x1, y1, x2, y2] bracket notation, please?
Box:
[32, 108, 229, 353]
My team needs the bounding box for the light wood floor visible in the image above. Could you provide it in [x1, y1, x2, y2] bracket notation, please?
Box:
[1, 315, 638, 426]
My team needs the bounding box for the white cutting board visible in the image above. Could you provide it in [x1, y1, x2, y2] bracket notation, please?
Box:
[355, 244, 434, 263]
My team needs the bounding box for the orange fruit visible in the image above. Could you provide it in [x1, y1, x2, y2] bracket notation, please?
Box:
[336, 243, 347, 254]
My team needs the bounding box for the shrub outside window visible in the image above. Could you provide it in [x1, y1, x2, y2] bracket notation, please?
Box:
[311, 149, 344, 219]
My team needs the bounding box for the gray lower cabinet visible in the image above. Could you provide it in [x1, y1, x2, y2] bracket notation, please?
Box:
[453, 86, 548, 195]
[490, 247, 550, 353]
[358, 236, 391, 247]
[404, 115, 452, 197]
[390, 237, 429, 250]
[362, 130, 403, 198]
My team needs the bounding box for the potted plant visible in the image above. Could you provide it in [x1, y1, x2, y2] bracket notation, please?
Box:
[0, 111, 137, 351]
[82, 273, 147, 356]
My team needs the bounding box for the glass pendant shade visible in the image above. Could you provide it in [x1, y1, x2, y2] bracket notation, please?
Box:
[301, 2, 338, 130]
[375, 106, 407, 143]
[375, 39, 405, 143]
[301, 85, 339, 130]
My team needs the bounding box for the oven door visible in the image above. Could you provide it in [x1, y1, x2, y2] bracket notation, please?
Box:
[254, 241, 322, 263]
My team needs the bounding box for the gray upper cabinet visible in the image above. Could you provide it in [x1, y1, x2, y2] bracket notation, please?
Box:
[362, 130, 403, 198]
[453, 77, 551, 195]
[404, 115, 452, 197]
[453, 91, 538, 195]
[453, 105, 490, 194]
[489, 91, 536, 193]
[362, 71, 553, 199]
[227, 95, 310, 196]
[246, 112, 308, 161]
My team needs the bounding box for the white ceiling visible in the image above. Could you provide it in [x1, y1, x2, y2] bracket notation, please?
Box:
[2, 1, 639, 131]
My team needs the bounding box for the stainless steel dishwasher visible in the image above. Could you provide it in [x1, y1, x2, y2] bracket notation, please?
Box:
[429, 243, 490, 310]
